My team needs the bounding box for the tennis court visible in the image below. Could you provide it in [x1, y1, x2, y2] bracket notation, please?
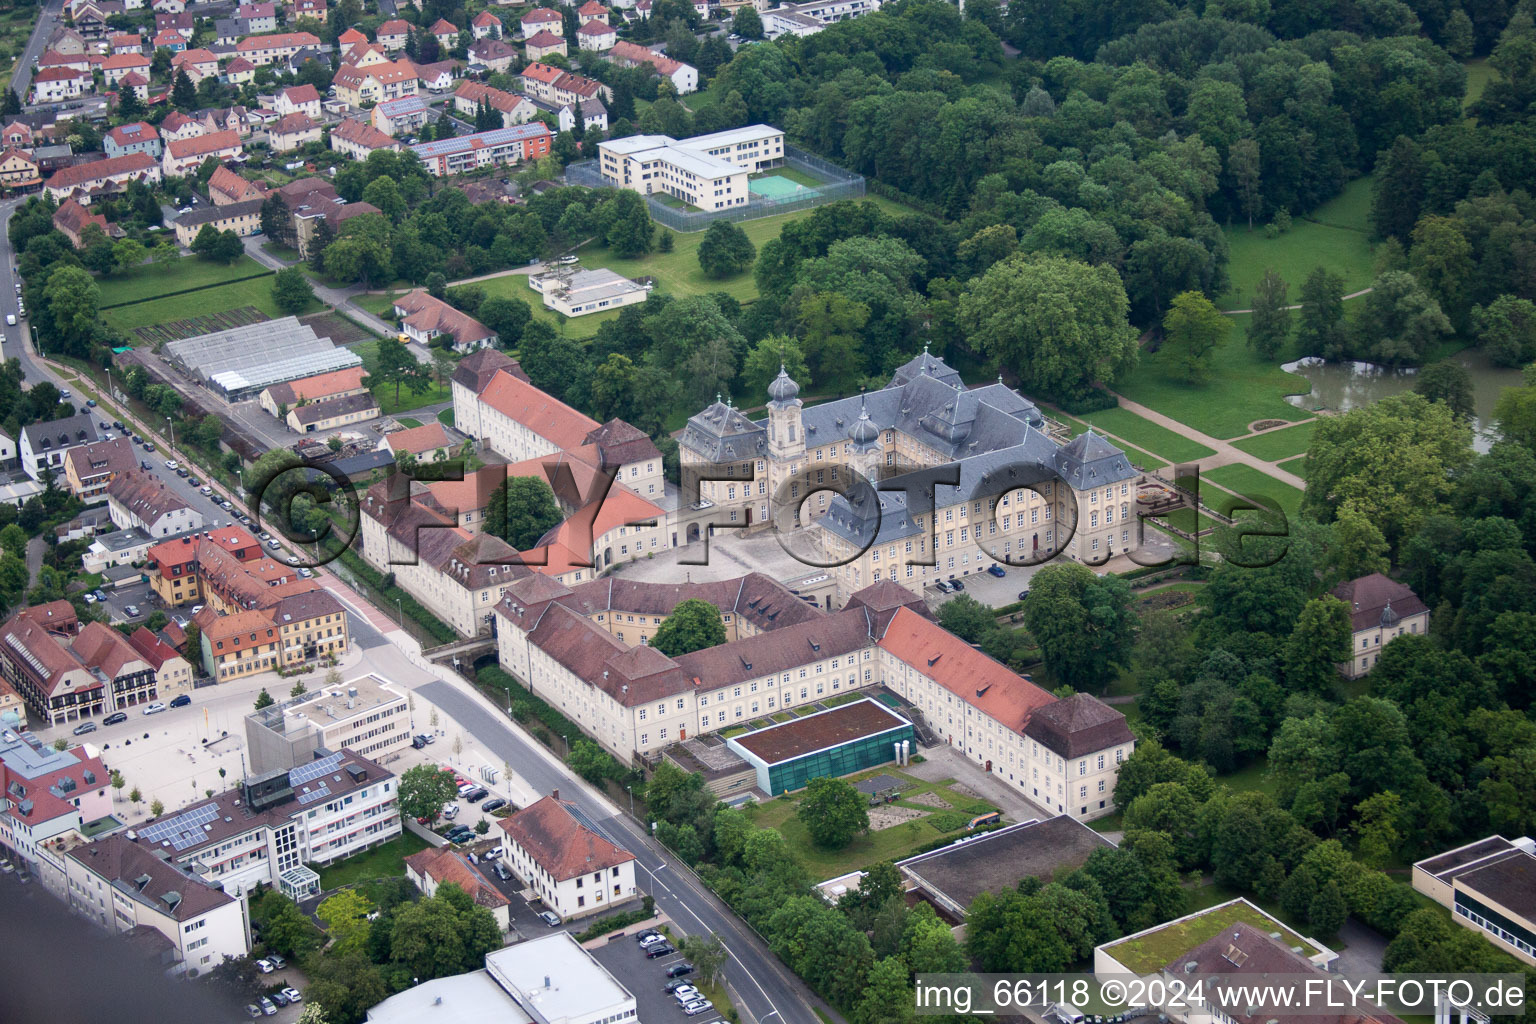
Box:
[750, 174, 812, 198]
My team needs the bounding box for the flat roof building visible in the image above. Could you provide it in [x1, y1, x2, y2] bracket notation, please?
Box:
[528, 266, 649, 318]
[245, 674, 411, 774]
[163, 317, 362, 399]
[596, 125, 783, 211]
[487, 933, 636, 1024]
[725, 698, 913, 795]
[1413, 835, 1536, 965]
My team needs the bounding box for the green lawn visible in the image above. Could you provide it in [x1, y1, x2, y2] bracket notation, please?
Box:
[1114, 315, 1315, 439]
[397, 417, 422, 428]
[1231, 420, 1318, 461]
[1217, 755, 1282, 800]
[1203, 463, 1305, 518]
[1161, 507, 1218, 534]
[1464, 58, 1495, 110]
[97, 255, 270, 308]
[1073, 406, 1218, 463]
[1280, 455, 1307, 479]
[351, 339, 453, 414]
[102, 275, 318, 333]
[437, 408, 455, 427]
[1217, 176, 1376, 309]
[315, 832, 430, 890]
[1102, 889, 1316, 974]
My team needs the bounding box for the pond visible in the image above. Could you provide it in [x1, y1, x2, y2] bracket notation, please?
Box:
[1282, 348, 1524, 452]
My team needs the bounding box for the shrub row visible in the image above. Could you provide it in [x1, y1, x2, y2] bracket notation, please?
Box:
[334, 548, 458, 645]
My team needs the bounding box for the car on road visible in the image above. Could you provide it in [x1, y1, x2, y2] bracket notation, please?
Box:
[238, 515, 252, 525]
[481, 797, 508, 813]
[72, 721, 96, 735]
[267, 539, 280, 549]
[201, 486, 213, 495]
[280, 988, 301, 1004]
[188, 476, 199, 486]
[169, 694, 191, 708]
[124, 604, 140, 617]
[256, 959, 274, 973]
[103, 712, 127, 726]
[5, 315, 13, 326]
[537, 910, 561, 927]
[142, 442, 154, 452]
[140, 461, 152, 470]
[83, 593, 97, 604]
[113, 421, 123, 429]
[287, 555, 301, 565]
[297, 567, 313, 578]
[646, 943, 676, 958]
[259, 531, 271, 540]
[987, 564, 1007, 577]
[220, 500, 233, 510]
[1018, 589, 1030, 601]
[164, 460, 178, 470]
[666, 963, 695, 979]
[142, 701, 166, 715]
[684, 999, 713, 1016]
[131, 434, 142, 443]
[176, 468, 189, 478]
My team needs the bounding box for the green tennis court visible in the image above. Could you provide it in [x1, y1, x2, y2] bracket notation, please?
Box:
[750, 174, 810, 198]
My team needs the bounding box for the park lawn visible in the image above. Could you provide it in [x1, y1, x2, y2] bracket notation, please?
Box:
[1216, 176, 1376, 309]
[354, 293, 398, 319]
[1060, 416, 1168, 469]
[1280, 455, 1307, 479]
[1217, 755, 1282, 800]
[1114, 315, 1314, 439]
[1162, 506, 1217, 534]
[315, 832, 430, 890]
[479, 275, 623, 339]
[1203, 463, 1305, 519]
[97, 255, 270, 308]
[101, 275, 317, 333]
[1231, 419, 1318, 461]
[437, 408, 455, 427]
[397, 417, 422, 428]
[1072, 406, 1217, 463]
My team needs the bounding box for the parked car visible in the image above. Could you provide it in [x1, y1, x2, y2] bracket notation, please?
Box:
[297, 567, 313, 578]
[245, 1005, 262, 1020]
[987, 564, 1007, 578]
[671, 986, 700, 1004]
[176, 468, 189, 478]
[270, 992, 289, 1007]
[538, 910, 561, 927]
[259, 996, 277, 1016]
[640, 933, 667, 947]
[646, 943, 676, 959]
[934, 580, 953, 594]
[83, 593, 97, 604]
[1018, 589, 1030, 601]
[636, 929, 661, 943]
[123, 604, 140, 617]
[950, 579, 965, 591]
[280, 988, 301, 1004]
[169, 694, 191, 708]
[412, 735, 428, 749]
[72, 721, 96, 735]
[442, 803, 459, 820]
[140, 461, 152, 471]
[684, 1000, 713, 1016]
[92, 590, 107, 602]
[188, 477, 200, 487]
[493, 862, 512, 881]
[481, 798, 508, 813]
[268, 539, 281, 549]
[256, 959, 274, 974]
[666, 963, 695, 979]
[200, 486, 213, 496]
[103, 712, 127, 726]
[463, 787, 489, 803]
[664, 980, 695, 994]
[220, 501, 233, 510]
[142, 442, 154, 452]
[268, 954, 286, 969]
[287, 556, 301, 565]
[141, 702, 166, 715]
[164, 460, 178, 470]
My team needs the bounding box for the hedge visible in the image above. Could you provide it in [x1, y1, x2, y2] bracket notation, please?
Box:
[334, 547, 458, 645]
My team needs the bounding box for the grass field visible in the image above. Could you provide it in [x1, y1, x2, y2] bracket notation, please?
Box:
[1161, 507, 1218, 534]
[745, 768, 999, 878]
[97, 255, 270, 308]
[1280, 455, 1307, 478]
[1203, 463, 1305, 518]
[348, 337, 452, 414]
[1115, 315, 1315, 439]
[1232, 419, 1318, 461]
[1217, 176, 1376, 309]
[1060, 416, 1168, 469]
[1073, 406, 1218, 463]
[1464, 58, 1495, 110]
[315, 832, 430, 890]
[102, 275, 316, 333]
[437, 408, 454, 427]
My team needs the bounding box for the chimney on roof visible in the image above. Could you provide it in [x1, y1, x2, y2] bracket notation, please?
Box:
[551, 788, 558, 801]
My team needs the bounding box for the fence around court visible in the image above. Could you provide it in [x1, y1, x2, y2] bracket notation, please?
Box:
[563, 144, 866, 231]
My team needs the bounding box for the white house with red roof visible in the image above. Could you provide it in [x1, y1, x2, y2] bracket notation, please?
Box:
[520, 7, 562, 38]
[0, 727, 111, 876]
[100, 50, 150, 85]
[274, 83, 321, 118]
[159, 110, 203, 142]
[236, 1, 278, 31]
[224, 57, 257, 85]
[496, 794, 638, 921]
[170, 47, 219, 83]
[376, 18, 410, 51]
[577, 20, 616, 50]
[336, 27, 368, 49]
[109, 31, 143, 54]
[578, 0, 608, 23]
[31, 67, 89, 103]
[269, 112, 321, 152]
[404, 846, 512, 929]
[471, 10, 502, 38]
[524, 29, 567, 60]
[608, 40, 697, 93]
[429, 17, 460, 48]
[103, 120, 161, 159]
[162, 129, 242, 177]
[44, 151, 162, 203]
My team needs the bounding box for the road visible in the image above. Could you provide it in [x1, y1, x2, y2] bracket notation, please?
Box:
[416, 679, 823, 1024]
[9, 0, 64, 102]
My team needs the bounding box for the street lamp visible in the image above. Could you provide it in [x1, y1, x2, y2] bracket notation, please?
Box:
[562, 734, 569, 756]
[166, 416, 175, 449]
[626, 785, 633, 815]
[396, 597, 403, 626]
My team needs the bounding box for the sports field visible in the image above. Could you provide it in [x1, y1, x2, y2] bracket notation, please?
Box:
[749, 174, 812, 199]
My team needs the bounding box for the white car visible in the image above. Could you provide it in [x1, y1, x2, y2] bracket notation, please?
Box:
[83, 593, 97, 604]
[200, 486, 213, 496]
[256, 959, 274, 973]
[5, 314, 13, 326]
[142, 702, 166, 715]
[280, 988, 302, 1004]
[267, 539, 280, 549]
[164, 459, 178, 470]
[442, 803, 460, 819]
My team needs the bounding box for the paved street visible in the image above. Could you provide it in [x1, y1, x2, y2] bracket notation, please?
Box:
[9, 0, 65, 102]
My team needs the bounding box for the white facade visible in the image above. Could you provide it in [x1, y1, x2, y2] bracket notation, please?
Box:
[597, 125, 784, 211]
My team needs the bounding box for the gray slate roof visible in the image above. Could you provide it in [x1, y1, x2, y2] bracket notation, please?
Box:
[21, 412, 100, 453]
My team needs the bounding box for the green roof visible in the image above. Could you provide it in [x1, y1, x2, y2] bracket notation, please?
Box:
[80, 814, 125, 839]
[1101, 899, 1319, 976]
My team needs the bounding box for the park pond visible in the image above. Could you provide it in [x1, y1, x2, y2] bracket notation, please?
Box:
[1283, 348, 1524, 452]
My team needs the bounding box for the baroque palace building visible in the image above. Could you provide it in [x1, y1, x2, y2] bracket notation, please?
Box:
[678, 349, 1141, 604]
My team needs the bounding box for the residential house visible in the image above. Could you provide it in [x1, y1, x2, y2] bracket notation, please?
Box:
[329, 116, 402, 160]
[519, 8, 563, 38]
[0, 729, 111, 879]
[159, 111, 203, 143]
[31, 68, 90, 103]
[71, 5, 112, 39]
[151, 0, 186, 13]
[236, 2, 278, 32]
[192, 589, 350, 680]
[70, 622, 158, 711]
[577, 0, 609, 23]
[285, 392, 381, 433]
[269, 112, 321, 153]
[413, 60, 456, 92]
[235, 32, 323, 66]
[289, 0, 325, 18]
[1330, 573, 1430, 678]
[173, 198, 263, 246]
[381, 422, 459, 462]
[332, 59, 420, 107]
[370, 94, 432, 137]
[496, 795, 638, 922]
[53, 197, 120, 246]
[0, 604, 102, 726]
[609, 40, 697, 94]
[392, 289, 498, 351]
[106, 470, 205, 538]
[294, 197, 381, 259]
[274, 84, 322, 119]
[100, 51, 150, 86]
[151, 29, 186, 52]
[2, 121, 34, 150]
[44, 151, 161, 204]
[145, 526, 263, 607]
[103, 121, 161, 159]
[126, 627, 194, 692]
[409, 121, 553, 177]
[37, 49, 93, 73]
[170, 48, 219, 83]
[116, 71, 149, 103]
[223, 57, 257, 85]
[48, 27, 89, 54]
[575, 21, 616, 49]
[471, 11, 502, 38]
[404, 847, 511, 930]
[337, 27, 368, 50]
[452, 81, 535, 127]
[18, 413, 101, 482]
[0, 148, 41, 190]
[153, 11, 194, 40]
[208, 164, 264, 205]
[523, 29, 567, 60]
[60, 436, 137, 502]
[519, 63, 612, 105]
[429, 17, 460, 49]
[468, 37, 519, 72]
[375, 19, 410, 51]
[527, 95, 606, 134]
[162, 129, 242, 177]
[62, 834, 252, 973]
[108, 32, 142, 53]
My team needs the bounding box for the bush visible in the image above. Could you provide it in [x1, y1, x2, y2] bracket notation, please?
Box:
[335, 549, 456, 644]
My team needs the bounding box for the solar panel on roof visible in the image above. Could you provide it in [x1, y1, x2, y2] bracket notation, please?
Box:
[289, 750, 344, 785]
[295, 783, 331, 805]
[139, 801, 219, 851]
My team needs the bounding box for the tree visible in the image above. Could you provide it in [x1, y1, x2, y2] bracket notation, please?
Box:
[696, 219, 757, 278]
[1023, 564, 1138, 688]
[599, 190, 653, 258]
[291, 680, 307, 697]
[117, 81, 144, 119]
[260, 193, 292, 246]
[567, 738, 620, 785]
[677, 933, 728, 987]
[477, 296, 532, 346]
[1296, 267, 1348, 360]
[390, 884, 502, 980]
[254, 688, 274, 710]
[1413, 360, 1474, 420]
[1473, 296, 1536, 368]
[192, 225, 243, 264]
[362, 176, 406, 224]
[398, 763, 458, 824]
[150, 798, 164, 816]
[732, 6, 763, 37]
[317, 889, 375, 953]
[1282, 597, 1353, 693]
[961, 254, 1138, 400]
[172, 67, 196, 108]
[797, 776, 869, 849]
[129, 786, 141, 804]
[1228, 136, 1263, 228]
[272, 266, 315, 315]
[484, 476, 563, 550]
[1248, 268, 1291, 360]
[1161, 291, 1229, 384]
[42, 264, 100, 358]
[111, 238, 147, 276]
[650, 598, 728, 657]
[110, 770, 125, 800]
[363, 337, 430, 405]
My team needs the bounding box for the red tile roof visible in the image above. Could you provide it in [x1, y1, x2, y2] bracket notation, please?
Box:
[71, 621, 147, 680]
[166, 129, 242, 159]
[385, 421, 456, 457]
[1329, 573, 1429, 632]
[523, 30, 566, 48]
[497, 795, 634, 881]
[235, 31, 322, 51]
[521, 7, 562, 22]
[377, 19, 410, 36]
[279, 83, 319, 105]
[430, 17, 458, 34]
[479, 367, 599, 451]
[520, 61, 564, 84]
[331, 117, 400, 152]
[404, 846, 509, 911]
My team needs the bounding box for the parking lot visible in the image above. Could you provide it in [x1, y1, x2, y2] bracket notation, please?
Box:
[590, 932, 725, 1024]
